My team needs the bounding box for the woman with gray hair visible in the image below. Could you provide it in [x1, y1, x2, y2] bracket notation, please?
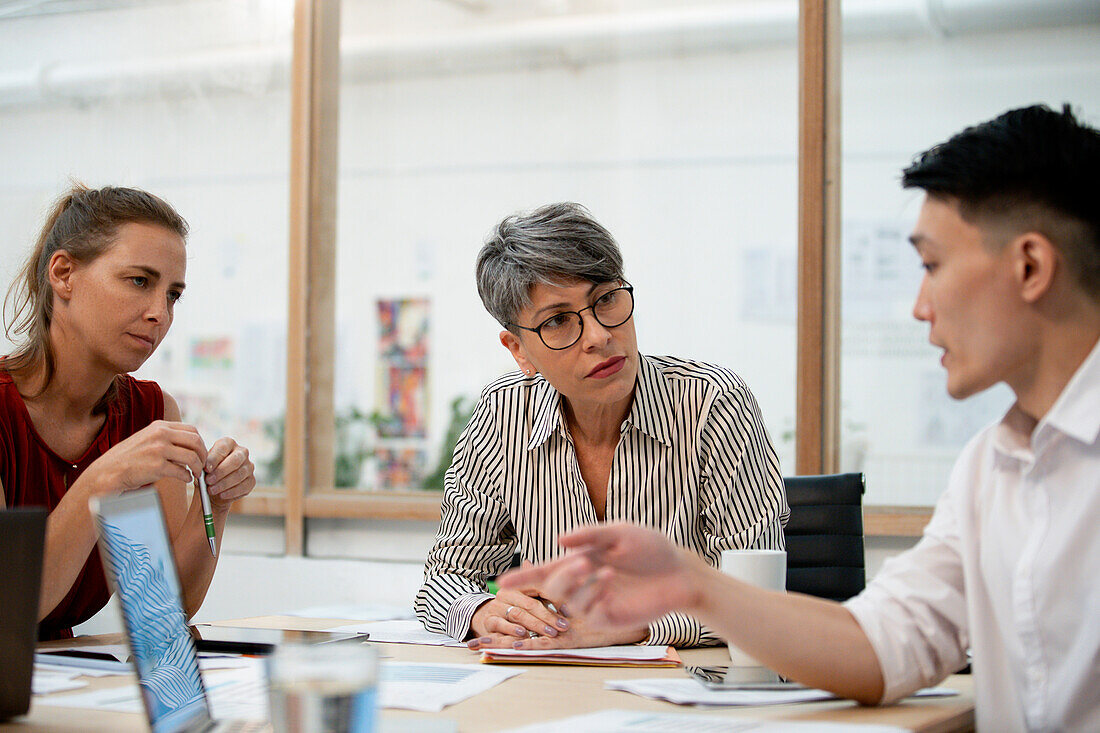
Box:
[414, 202, 788, 649]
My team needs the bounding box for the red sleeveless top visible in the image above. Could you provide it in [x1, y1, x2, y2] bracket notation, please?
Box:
[0, 371, 163, 640]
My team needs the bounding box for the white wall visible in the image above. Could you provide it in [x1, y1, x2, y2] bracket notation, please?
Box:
[75, 548, 426, 636]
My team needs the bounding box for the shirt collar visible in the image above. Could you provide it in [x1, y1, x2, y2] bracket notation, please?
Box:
[527, 379, 565, 451]
[1037, 335, 1100, 446]
[995, 336, 1100, 455]
[525, 354, 675, 451]
[622, 354, 675, 448]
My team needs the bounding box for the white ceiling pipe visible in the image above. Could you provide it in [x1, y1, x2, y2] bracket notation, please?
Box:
[925, 0, 1100, 35]
[1, 0, 1097, 108]
[339, 2, 799, 80]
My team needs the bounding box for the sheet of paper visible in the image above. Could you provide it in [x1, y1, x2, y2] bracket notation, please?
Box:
[37, 686, 145, 713]
[33, 652, 131, 675]
[483, 645, 672, 661]
[909, 687, 960, 698]
[379, 662, 522, 712]
[34, 662, 122, 678]
[199, 654, 262, 671]
[605, 679, 960, 707]
[605, 678, 836, 706]
[35, 651, 266, 678]
[38, 644, 130, 661]
[39, 659, 516, 717]
[503, 709, 910, 732]
[32, 669, 88, 695]
[282, 602, 414, 621]
[204, 662, 269, 721]
[39, 661, 269, 722]
[331, 619, 466, 647]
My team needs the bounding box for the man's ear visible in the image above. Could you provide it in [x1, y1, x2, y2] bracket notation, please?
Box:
[47, 250, 77, 302]
[500, 329, 536, 376]
[1012, 232, 1059, 304]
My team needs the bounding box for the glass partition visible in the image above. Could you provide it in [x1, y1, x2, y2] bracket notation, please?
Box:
[840, 10, 1100, 506]
[333, 0, 801, 492]
[0, 1, 293, 487]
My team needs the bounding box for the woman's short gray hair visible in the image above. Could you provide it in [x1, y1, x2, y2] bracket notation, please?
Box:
[476, 202, 625, 328]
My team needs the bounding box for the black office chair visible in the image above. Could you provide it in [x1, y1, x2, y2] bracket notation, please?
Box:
[783, 473, 866, 602]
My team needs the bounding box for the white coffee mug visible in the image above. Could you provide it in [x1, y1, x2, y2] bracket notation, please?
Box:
[719, 549, 786, 683]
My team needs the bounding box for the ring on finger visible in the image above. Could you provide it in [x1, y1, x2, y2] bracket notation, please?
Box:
[505, 605, 517, 619]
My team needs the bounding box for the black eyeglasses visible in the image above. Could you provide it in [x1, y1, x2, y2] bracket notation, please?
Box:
[509, 282, 634, 350]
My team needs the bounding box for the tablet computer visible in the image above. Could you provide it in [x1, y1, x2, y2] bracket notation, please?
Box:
[189, 625, 367, 655]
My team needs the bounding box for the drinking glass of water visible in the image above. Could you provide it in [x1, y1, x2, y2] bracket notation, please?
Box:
[266, 641, 378, 733]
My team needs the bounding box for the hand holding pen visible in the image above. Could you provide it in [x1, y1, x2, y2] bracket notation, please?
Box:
[192, 438, 257, 555]
[197, 471, 217, 557]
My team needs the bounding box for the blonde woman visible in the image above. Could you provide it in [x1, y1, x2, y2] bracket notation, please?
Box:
[1, 185, 255, 639]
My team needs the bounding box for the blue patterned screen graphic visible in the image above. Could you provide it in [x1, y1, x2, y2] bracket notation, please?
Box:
[96, 498, 210, 733]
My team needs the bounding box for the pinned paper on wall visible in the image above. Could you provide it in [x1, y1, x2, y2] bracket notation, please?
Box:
[375, 446, 428, 489]
[372, 298, 430, 489]
[378, 298, 429, 367]
[189, 336, 234, 371]
[375, 299, 429, 438]
[380, 365, 427, 438]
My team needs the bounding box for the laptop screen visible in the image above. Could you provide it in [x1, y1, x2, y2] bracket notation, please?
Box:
[93, 489, 212, 733]
[0, 508, 46, 720]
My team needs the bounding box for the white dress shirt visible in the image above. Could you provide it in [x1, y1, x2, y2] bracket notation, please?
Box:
[845, 338, 1100, 732]
[415, 354, 789, 646]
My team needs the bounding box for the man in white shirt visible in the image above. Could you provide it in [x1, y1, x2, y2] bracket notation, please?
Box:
[501, 104, 1100, 732]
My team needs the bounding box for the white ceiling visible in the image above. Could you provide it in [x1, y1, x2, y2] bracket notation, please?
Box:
[0, 0, 192, 20]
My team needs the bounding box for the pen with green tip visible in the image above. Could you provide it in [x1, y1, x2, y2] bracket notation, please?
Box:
[197, 472, 217, 556]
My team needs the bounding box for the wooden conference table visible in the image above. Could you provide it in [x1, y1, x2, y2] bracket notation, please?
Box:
[11, 615, 975, 732]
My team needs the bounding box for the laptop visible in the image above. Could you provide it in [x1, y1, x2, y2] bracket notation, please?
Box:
[91, 488, 266, 733]
[0, 507, 47, 721]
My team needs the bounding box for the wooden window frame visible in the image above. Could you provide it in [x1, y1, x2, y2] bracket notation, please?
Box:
[230, 0, 932, 550]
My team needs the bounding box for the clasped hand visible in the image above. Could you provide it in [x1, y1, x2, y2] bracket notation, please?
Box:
[468, 587, 571, 649]
[82, 420, 256, 508]
[467, 579, 647, 650]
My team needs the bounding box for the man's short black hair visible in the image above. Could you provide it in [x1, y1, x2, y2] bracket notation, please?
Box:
[902, 104, 1100, 298]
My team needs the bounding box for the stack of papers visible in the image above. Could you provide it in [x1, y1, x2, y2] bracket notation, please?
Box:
[38, 660, 521, 717]
[39, 659, 270, 722]
[481, 645, 681, 667]
[32, 669, 88, 695]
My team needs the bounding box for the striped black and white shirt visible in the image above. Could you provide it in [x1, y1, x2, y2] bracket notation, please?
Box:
[414, 354, 789, 647]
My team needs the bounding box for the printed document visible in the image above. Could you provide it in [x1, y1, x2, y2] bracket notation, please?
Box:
[380, 662, 522, 712]
[331, 619, 466, 647]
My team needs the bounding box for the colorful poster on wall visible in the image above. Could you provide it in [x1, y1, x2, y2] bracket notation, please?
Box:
[374, 446, 428, 489]
[189, 336, 234, 371]
[375, 298, 429, 439]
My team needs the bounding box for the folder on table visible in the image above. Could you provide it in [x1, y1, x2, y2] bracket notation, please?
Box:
[480, 644, 681, 667]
